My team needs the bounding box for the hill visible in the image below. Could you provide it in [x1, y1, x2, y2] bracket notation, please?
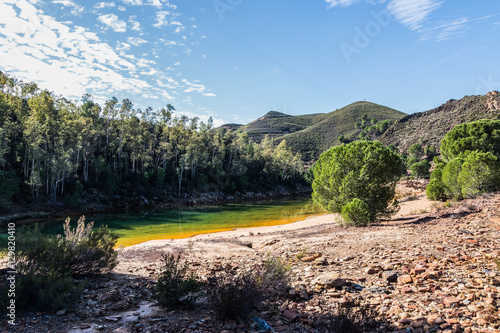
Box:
[379, 91, 500, 153]
[227, 102, 406, 160]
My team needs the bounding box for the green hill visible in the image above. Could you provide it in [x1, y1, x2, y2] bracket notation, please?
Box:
[227, 102, 406, 160]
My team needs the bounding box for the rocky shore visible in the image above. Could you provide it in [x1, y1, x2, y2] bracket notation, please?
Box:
[2, 192, 499, 333]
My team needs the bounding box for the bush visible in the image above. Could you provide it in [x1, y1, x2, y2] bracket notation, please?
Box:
[457, 151, 500, 198]
[254, 254, 291, 295]
[426, 179, 447, 201]
[440, 119, 500, 162]
[312, 141, 404, 222]
[410, 159, 431, 178]
[209, 271, 258, 320]
[64, 217, 119, 275]
[409, 143, 423, 160]
[11, 217, 118, 312]
[341, 198, 370, 226]
[442, 157, 465, 200]
[155, 252, 200, 309]
[15, 272, 86, 312]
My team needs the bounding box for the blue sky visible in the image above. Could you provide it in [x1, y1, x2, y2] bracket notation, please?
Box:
[0, 0, 499, 125]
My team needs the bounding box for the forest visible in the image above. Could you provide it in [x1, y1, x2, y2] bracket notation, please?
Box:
[0, 72, 305, 210]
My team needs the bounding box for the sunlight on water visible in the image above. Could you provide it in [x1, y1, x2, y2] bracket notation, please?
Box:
[11, 199, 325, 247]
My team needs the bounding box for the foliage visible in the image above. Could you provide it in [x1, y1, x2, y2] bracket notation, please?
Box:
[155, 252, 200, 309]
[0, 71, 306, 207]
[457, 151, 500, 198]
[311, 299, 388, 333]
[410, 159, 431, 178]
[209, 271, 259, 320]
[15, 272, 86, 312]
[424, 145, 437, 158]
[440, 119, 500, 162]
[340, 198, 371, 226]
[441, 157, 465, 200]
[312, 141, 404, 222]
[426, 179, 447, 201]
[408, 143, 423, 160]
[253, 254, 291, 295]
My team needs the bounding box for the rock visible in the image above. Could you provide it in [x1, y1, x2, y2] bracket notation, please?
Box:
[56, 309, 67, 316]
[365, 266, 381, 274]
[443, 296, 459, 307]
[397, 275, 412, 284]
[112, 328, 130, 333]
[314, 257, 328, 265]
[301, 253, 322, 262]
[381, 271, 398, 282]
[281, 310, 298, 322]
[314, 273, 345, 288]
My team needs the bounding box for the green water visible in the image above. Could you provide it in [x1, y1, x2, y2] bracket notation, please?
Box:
[1, 199, 325, 247]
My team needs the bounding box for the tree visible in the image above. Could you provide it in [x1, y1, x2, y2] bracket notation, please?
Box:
[408, 143, 423, 160]
[312, 141, 404, 222]
[410, 160, 430, 178]
[424, 145, 437, 158]
[441, 157, 465, 200]
[457, 151, 500, 198]
[440, 119, 500, 162]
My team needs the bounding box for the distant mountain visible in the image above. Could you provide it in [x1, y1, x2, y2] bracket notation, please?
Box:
[224, 101, 406, 160]
[379, 91, 500, 153]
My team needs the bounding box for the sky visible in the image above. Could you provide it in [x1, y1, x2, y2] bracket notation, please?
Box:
[0, 0, 499, 126]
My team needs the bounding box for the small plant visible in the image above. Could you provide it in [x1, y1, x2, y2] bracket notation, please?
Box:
[495, 258, 500, 270]
[311, 299, 389, 333]
[187, 240, 194, 251]
[209, 271, 258, 320]
[155, 252, 200, 309]
[254, 253, 291, 295]
[296, 247, 308, 260]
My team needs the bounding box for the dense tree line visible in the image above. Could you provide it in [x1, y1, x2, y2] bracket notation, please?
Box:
[0, 72, 304, 209]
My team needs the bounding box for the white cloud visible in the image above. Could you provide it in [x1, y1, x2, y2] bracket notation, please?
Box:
[128, 16, 141, 31]
[121, 0, 175, 8]
[127, 36, 147, 46]
[324, 0, 361, 8]
[98, 13, 127, 32]
[118, 5, 126, 11]
[419, 17, 468, 41]
[387, 0, 442, 30]
[95, 2, 116, 9]
[153, 11, 170, 28]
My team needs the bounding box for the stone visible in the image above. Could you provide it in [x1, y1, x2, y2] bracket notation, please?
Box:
[301, 253, 322, 262]
[443, 296, 459, 307]
[314, 273, 345, 288]
[381, 271, 398, 282]
[56, 309, 67, 316]
[397, 275, 412, 284]
[281, 310, 298, 322]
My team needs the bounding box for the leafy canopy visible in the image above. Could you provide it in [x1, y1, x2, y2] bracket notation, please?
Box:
[312, 141, 404, 222]
[440, 119, 500, 162]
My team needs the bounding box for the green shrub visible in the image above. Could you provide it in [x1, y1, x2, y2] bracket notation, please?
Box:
[312, 141, 404, 222]
[341, 198, 371, 226]
[209, 271, 258, 320]
[410, 159, 431, 178]
[15, 272, 86, 312]
[406, 157, 419, 169]
[440, 119, 500, 162]
[409, 143, 423, 160]
[457, 151, 500, 198]
[442, 157, 465, 200]
[426, 179, 447, 201]
[12, 217, 118, 313]
[155, 252, 200, 309]
[63, 217, 119, 275]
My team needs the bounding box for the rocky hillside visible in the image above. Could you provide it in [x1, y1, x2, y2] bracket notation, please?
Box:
[379, 91, 500, 153]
